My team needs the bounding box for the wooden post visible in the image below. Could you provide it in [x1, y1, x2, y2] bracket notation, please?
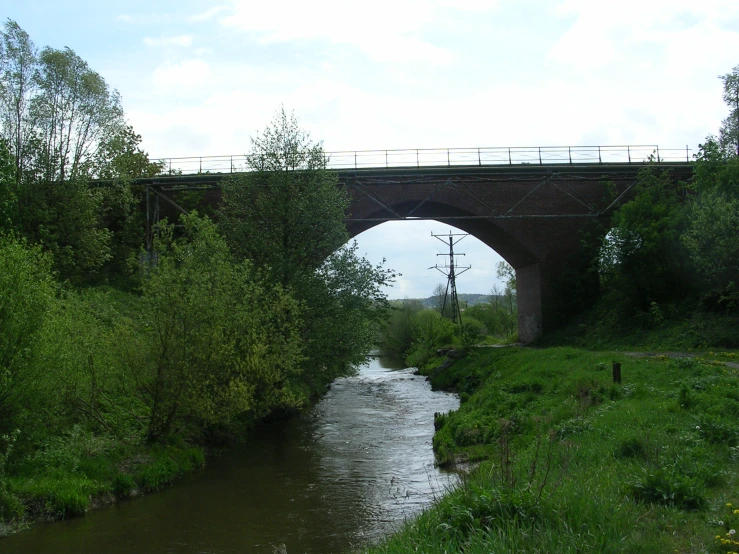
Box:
[613, 362, 622, 384]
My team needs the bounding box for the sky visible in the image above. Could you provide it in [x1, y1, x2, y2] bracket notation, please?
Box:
[3, 0, 739, 298]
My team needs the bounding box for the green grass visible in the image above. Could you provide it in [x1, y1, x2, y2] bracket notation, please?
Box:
[539, 309, 739, 350]
[2, 438, 205, 526]
[366, 346, 739, 554]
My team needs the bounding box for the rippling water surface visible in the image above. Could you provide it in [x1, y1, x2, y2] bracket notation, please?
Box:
[1, 357, 459, 554]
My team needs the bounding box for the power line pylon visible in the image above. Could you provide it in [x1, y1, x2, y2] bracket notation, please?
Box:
[429, 231, 471, 324]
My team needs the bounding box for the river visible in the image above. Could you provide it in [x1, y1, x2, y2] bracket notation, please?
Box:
[1, 356, 459, 554]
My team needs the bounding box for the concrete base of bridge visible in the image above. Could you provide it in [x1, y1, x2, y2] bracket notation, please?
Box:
[516, 263, 543, 343]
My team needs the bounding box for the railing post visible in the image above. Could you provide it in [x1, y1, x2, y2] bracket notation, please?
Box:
[538, 147, 542, 165]
[508, 147, 511, 165]
[354, 151, 357, 169]
[385, 150, 388, 168]
[416, 149, 419, 168]
[568, 146, 572, 164]
[686, 145, 689, 162]
[478, 147, 481, 166]
[199, 157, 202, 173]
[447, 148, 450, 167]
[231, 156, 234, 173]
[169, 159, 172, 174]
[657, 146, 661, 163]
[628, 146, 631, 163]
[598, 146, 602, 164]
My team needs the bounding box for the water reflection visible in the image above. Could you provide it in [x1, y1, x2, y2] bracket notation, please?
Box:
[1, 357, 459, 554]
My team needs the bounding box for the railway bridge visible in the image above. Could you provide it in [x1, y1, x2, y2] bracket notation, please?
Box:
[126, 145, 695, 342]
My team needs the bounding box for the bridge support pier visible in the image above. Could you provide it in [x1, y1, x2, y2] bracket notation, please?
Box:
[516, 263, 543, 343]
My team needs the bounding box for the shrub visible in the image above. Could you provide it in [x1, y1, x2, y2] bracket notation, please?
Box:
[629, 467, 707, 511]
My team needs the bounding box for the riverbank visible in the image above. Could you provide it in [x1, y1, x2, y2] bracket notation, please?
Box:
[1, 357, 457, 553]
[365, 346, 739, 553]
[0, 280, 337, 538]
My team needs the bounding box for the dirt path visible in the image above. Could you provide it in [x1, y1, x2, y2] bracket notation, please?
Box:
[623, 350, 739, 369]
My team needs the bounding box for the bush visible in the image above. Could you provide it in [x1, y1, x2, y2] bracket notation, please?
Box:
[629, 467, 707, 511]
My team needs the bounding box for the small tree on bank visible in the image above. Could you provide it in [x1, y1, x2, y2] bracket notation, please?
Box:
[219, 108, 395, 383]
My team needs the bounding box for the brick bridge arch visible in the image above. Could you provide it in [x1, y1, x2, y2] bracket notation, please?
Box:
[337, 163, 692, 342]
[127, 152, 693, 343]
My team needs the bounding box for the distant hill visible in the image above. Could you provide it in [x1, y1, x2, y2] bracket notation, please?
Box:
[402, 293, 496, 308]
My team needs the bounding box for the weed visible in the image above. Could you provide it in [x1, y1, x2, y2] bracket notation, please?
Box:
[629, 466, 707, 511]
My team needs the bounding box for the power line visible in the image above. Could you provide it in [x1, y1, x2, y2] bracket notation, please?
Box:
[429, 231, 470, 324]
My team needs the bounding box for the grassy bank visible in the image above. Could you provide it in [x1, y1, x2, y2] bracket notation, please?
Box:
[0, 284, 210, 536]
[366, 346, 739, 553]
[1, 436, 205, 535]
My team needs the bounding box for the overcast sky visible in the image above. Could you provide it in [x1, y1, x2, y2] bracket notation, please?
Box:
[4, 0, 739, 298]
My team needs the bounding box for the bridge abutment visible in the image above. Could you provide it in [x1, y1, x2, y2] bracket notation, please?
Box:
[516, 263, 543, 343]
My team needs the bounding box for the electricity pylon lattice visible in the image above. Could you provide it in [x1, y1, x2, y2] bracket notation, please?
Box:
[429, 231, 471, 324]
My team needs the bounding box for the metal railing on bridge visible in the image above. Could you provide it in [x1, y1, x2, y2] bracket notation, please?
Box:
[153, 145, 693, 175]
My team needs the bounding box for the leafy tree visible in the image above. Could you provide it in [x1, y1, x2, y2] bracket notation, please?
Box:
[496, 261, 517, 315]
[0, 19, 37, 183]
[16, 177, 112, 282]
[220, 108, 395, 385]
[683, 138, 739, 311]
[719, 65, 739, 157]
[0, 236, 55, 435]
[0, 139, 18, 232]
[220, 108, 349, 288]
[30, 46, 123, 182]
[0, 20, 155, 283]
[380, 299, 424, 357]
[94, 124, 164, 180]
[599, 166, 691, 317]
[432, 283, 447, 316]
[138, 214, 303, 440]
[405, 309, 457, 367]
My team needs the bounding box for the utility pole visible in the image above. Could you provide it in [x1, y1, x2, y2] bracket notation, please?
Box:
[429, 231, 470, 324]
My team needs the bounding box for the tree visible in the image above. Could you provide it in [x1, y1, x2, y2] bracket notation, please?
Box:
[0, 20, 153, 282]
[0, 139, 18, 232]
[220, 108, 349, 288]
[496, 261, 517, 314]
[138, 214, 303, 440]
[719, 65, 739, 157]
[219, 108, 395, 385]
[432, 282, 447, 316]
[0, 19, 37, 183]
[683, 138, 739, 311]
[598, 165, 691, 317]
[30, 46, 124, 182]
[0, 236, 55, 435]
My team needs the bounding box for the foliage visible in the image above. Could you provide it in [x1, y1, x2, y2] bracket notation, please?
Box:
[599, 165, 692, 317]
[719, 65, 739, 157]
[367, 346, 739, 554]
[137, 213, 304, 440]
[380, 299, 424, 358]
[0, 237, 55, 435]
[219, 108, 349, 287]
[219, 108, 394, 386]
[0, 19, 37, 183]
[683, 138, 739, 312]
[0, 20, 153, 284]
[30, 45, 123, 182]
[0, 139, 18, 232]
[405, 309, 457, 367]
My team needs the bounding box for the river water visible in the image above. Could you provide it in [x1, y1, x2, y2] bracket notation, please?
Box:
[2, 357, 459, 554]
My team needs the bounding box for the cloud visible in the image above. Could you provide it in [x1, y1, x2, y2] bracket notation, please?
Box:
[548, 0, 739, 69]
[189, 6, 229, 22]
[353, 220, 506, 298]
[143, 35, 193, 48]
[219, 0, 453, 65]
